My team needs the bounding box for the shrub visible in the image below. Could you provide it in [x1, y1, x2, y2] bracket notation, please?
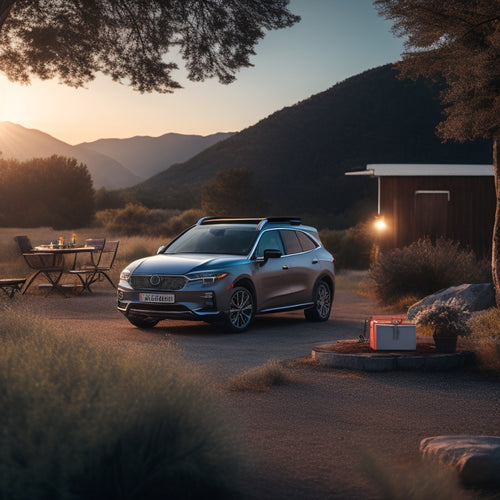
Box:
[366, 238, 491, 306]
[94, 205, 203, 237]
[0, 307, 242, 500]
[320, 221, 373, 270]
[466, 308, 500, 375]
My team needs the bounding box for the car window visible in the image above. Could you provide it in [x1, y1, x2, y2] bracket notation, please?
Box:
[165, 226, 258, 255]
[280, 230, 302, 255]
[254, 230, 285, 258]
[296, 231, 318, 251]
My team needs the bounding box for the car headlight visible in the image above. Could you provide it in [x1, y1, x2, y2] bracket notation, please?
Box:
[187, 271, 229, 284]
[120, 268, 132, 281]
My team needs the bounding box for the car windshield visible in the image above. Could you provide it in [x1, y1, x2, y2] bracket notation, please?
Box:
[164, 225, 259, 255]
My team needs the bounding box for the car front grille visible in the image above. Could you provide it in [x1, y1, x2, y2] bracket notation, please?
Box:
[130, 275, 187, 291]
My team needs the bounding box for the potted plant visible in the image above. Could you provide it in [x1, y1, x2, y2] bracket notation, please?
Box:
[413, 298, 471, 353]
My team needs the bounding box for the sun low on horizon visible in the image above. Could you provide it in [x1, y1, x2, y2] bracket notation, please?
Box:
[0, 1, 404, 145]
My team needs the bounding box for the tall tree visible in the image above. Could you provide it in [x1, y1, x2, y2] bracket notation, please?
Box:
[0, 155, 95, 228]
[0, 0, 299, 93]
[375, 0, 500, 302]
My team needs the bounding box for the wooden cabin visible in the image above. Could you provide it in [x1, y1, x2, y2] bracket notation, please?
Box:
[346, 164, 495, 257]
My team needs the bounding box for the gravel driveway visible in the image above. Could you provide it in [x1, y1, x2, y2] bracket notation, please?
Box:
[7, 288, 500, 499]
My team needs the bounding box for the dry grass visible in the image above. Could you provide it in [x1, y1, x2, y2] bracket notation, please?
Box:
[465, 308, 500, 375]
[227, 360, 298, 392]
[0, 306, 243, 499]
[361, 454, 475, 500]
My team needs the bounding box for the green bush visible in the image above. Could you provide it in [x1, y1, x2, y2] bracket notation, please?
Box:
[0, 307, 242, 500]
[320, 221, 373, 270]
[94, 204, 203, 237]
[367, 238, 491, 306]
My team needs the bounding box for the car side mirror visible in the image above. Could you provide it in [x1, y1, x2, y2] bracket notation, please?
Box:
[157, 245, 166, 254]
[262, 248, 282, 264]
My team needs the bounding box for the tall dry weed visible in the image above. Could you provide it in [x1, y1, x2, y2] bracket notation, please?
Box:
[0, 306, 243, 499]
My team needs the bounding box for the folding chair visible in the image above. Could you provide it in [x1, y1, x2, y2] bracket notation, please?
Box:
[14, 235, 33, 253]
[14, 235, 66, 295]
[70, 240, 119, 292]
[0, 278, 26, 298]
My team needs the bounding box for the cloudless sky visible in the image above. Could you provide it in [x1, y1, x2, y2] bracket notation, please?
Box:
[0, 0, 404, 145]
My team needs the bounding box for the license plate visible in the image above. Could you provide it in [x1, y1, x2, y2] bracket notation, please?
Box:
[139, 293, 175, 303]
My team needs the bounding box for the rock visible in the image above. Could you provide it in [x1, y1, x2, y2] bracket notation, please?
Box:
[407, 283, 495, 320]
[420, 435, 500, 488]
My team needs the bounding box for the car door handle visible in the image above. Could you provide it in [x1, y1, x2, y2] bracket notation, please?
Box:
[312, 259, 319, 264]
[282, 265, 289, 270]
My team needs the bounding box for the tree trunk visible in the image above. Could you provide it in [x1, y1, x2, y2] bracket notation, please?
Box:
[492, 136, 500, 306]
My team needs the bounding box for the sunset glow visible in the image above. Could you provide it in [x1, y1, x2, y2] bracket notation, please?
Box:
[0, 0, 404, 144]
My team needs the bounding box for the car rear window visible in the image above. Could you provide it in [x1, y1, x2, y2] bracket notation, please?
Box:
[296, 231, 318, 251]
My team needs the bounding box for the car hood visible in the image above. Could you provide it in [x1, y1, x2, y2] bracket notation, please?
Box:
[129, 253, 247, 275]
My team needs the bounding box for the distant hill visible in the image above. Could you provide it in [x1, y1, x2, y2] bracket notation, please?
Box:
[131, 64, 492, 227]
[0, 122, 140, 189]
[0, 122, 233, 190]
[78, 132, 234, 179]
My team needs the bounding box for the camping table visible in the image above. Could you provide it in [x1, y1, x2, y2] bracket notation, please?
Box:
[30, 246, 96, 295]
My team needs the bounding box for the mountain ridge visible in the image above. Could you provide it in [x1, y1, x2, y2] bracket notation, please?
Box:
[0, 122, 233, 189]
[130, 64, 492, 226]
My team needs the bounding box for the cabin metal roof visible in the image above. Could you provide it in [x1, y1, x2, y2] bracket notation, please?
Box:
[345, 164, 493, 177]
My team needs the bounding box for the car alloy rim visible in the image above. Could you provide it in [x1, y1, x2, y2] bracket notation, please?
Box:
[316, 282, 331, 319]
[229, 288, 253, 329]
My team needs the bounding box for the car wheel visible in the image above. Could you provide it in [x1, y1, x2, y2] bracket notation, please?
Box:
[222, 286, 255, 332]
[127, 315, 159, 329]
[305, 280, 332, 322]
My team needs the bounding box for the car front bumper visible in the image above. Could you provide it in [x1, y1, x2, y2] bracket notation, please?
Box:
[117, 279, 230, 322]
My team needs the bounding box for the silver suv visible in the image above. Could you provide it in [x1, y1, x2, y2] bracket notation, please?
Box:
[117, 217, 335, 331]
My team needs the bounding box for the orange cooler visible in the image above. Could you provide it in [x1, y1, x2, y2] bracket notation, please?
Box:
[369, 315, 416, 351]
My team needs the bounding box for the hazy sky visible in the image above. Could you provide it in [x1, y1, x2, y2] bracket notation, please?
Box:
[0, 0, 404, 145]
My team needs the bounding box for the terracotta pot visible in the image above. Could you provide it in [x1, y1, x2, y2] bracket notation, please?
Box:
[433, 333, 457, 353]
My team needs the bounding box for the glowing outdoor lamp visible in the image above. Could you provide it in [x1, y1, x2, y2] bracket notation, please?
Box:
[374, 217, 387, 232]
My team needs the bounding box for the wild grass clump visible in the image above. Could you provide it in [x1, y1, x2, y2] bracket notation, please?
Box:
[366, 238, 491, 306]
[0, 306, 243, 500]
[466, 308, 500, 375]
[227, 360, 297, 392]
[361, 454, 473, 500]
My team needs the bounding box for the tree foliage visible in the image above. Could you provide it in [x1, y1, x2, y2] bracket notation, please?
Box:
[201, 167, 267, 216]
[375, 0, 500, 143]
[0, 155, 95, 228]
[0, 0, 299, 93]
[375, 0, 500, 303]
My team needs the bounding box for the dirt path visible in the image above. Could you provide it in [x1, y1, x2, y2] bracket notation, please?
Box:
[4, 288, 499, 499]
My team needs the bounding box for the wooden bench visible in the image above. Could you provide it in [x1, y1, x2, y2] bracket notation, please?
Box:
[0, 278, 27, 298]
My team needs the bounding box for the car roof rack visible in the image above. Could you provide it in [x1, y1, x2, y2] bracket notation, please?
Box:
[196, 217, 302, 229]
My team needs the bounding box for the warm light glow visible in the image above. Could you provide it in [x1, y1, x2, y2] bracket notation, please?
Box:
[374, 219, 387, 231]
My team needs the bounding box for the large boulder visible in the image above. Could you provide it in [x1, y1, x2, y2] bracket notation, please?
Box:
[407, 283, 495, 320]
[420, 435, 500, 488]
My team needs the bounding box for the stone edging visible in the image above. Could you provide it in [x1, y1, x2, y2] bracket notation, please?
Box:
[312, 345, 473, 372]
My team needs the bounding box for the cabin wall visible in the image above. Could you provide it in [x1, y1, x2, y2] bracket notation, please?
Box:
[378, 176, 495, 257]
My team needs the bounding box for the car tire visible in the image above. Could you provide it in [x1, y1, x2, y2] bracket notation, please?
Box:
[222, 285, 255, 332]
[127, 315, 159, 329]
[304, 280, 332, 322]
